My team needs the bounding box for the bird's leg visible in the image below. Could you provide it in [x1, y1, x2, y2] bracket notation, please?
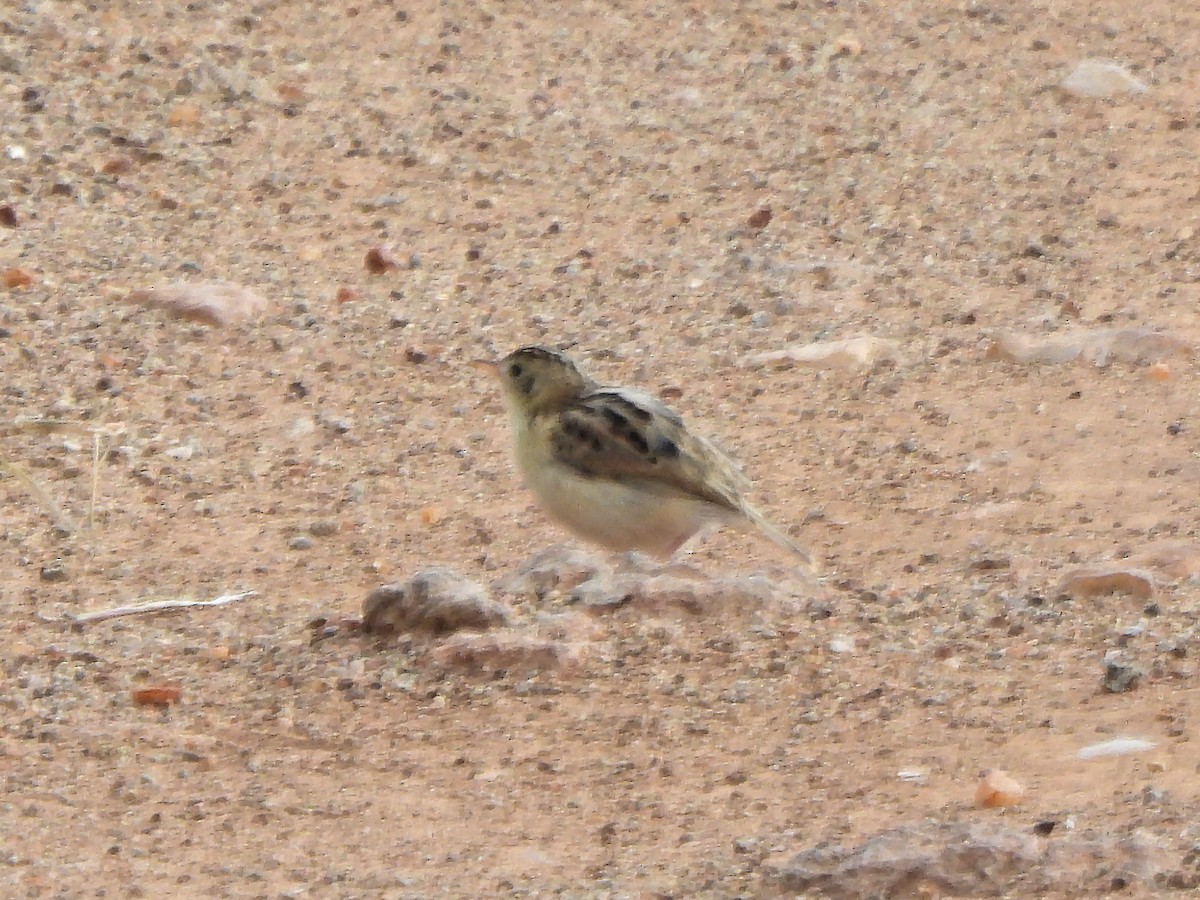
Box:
[644, 538, 708, 579]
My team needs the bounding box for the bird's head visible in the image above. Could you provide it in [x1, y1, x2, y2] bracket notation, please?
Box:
[476, 346, 591, 418]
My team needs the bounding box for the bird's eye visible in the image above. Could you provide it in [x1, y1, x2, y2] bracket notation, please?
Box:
[508, 363, 523, 378]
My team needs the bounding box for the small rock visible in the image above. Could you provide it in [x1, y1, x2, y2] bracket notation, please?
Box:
[131, 686, 182, 707]
[358, 194, 408, 211]
[1059, 566, 1154, 600]
[40, 562, 69, 583]
[769, 822, 1164, 896]
[1101, 658, 1144, 694]
[4, 267, 34, 289]
[309, 520, 338, 537]
[747, 335, 902, 372]
[317, 413, 353, 435]
[771, 822, 1040, 897]
[499, 545, 612, 597]
[101, 156, 133, 176]
[969, 555, 1011, 571]
[130, 281, 270, 328]
[364, 246, 402, 274]
[363, 568, 513, 636]
[1077, 737, 1156, 760]
[429, 632, 576, 671]
[976, 769, 1026, 808]
[571, 571, 778, 617]
[1060, 59, 1148, 98]
[747, 207, 772, 229]
[166, 103, 201, 126]
[570, 575, 636, 610]
[287, 535, 314, 551]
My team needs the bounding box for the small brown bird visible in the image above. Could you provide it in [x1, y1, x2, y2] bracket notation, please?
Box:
[479, 346, 815, 568]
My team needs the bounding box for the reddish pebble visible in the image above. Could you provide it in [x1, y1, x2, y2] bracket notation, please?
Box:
[364, 246, 401, 274]
[975, 769, 1025, 808]
[167, 104, 200, 127]
[747, 207, 772, 229]
[132, 686, 182, 707]
[4, 267, 34, 289]
[1147, 362, 1171, 382]
[101, 157, 133, 176]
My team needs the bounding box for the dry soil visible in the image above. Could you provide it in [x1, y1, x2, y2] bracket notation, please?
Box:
[2, 1, 1199, 897]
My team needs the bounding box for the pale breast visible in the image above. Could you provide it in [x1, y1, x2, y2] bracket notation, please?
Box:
[517, 449, 728, 556]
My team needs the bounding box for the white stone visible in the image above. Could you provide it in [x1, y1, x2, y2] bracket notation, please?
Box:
[1060, 60, 1147, 98]
[1077, 737, 1157, 760]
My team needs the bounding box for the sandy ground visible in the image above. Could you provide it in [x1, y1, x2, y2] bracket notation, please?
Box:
[2, 0, 1199, 897]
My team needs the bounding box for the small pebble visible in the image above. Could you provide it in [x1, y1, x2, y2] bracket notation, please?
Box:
[1101, 658, 1143, 694]
[40, 563, 69, 583]
[1077, 737, 1157, 759]
[828, 637, 855, 654]
[364, 246, 402, 274]
[1059, 566, 1154, 600]
[363, 568, 512, 635]
[975, 769, 1025, 808]
[1060, 59, 1148, 98]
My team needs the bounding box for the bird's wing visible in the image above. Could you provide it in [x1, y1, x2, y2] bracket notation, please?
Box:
[543, 387, 752, 513]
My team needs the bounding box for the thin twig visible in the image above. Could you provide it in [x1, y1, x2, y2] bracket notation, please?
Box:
[72, 590, 257, 624]
[89, 430, 102, 532]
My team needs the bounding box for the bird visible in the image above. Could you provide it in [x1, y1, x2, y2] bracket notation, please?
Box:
[477, 345, 815, 569]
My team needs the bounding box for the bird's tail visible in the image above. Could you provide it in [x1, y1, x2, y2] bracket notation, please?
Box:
[742, 505, 820, 574]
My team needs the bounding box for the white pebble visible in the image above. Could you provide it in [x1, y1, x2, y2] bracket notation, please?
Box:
[1076, 737, 1157, 760]
[1060, 59, 1147, 98]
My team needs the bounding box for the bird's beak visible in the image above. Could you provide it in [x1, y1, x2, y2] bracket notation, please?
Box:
[471, 358, 499, 376]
